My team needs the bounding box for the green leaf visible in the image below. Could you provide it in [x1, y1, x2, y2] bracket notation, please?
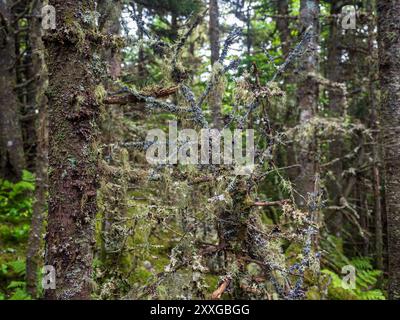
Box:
[7, 281, 26, 289]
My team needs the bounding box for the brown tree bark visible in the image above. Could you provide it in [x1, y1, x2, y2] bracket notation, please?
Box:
[25, 0, 49, 298]
[44, 0, 104, 299]
[209, 0, 223, 129]
[0, 1, 26, 181]
[377, 0, 400, 299]
[295, 0, 320, 207]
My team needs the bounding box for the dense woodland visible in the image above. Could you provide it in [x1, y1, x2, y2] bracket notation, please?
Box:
[0, 0, 399, 300]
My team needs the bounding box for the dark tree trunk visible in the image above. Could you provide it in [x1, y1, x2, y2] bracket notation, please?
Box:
[44, 0, 104, 299]
[326, 0, 344, 236]
[209, 0, 223, 129]
[377, 0, 400, 300]
[276, 0, 290, 57]
[136, 4, 147, 82]
[0, 1, 26, 181]
[295, 0, 320, 207]
[245, 1, 252, 56]
[25, 0, 49, 298]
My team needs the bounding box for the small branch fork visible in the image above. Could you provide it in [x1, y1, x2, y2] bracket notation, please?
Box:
[104, 85, 179, 105]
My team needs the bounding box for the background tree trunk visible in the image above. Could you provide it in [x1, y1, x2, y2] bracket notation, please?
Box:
[26, 0, 49, 298]
[0, 0, 26, 181]
[366, 0, 384, 272]
[326, 0, 345, 237]
[295, 0, 320, 207]
[276, 0, 290, 58]
[209, 0, 223, 129]
[377, 0, 400, 300]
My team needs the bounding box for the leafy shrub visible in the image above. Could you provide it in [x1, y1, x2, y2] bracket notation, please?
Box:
[0, 170, 35, 221]
[0, 171, 35, 300]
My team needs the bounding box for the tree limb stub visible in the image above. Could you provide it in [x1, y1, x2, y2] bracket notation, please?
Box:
[104, 85, 179, 105]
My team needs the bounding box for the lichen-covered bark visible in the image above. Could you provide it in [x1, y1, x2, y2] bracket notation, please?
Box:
[0, 1, 26, 181]
[295, 0, 320, 207]
[377, 0, 400, 300]
[44, 0, 103, 299]
[25, 0, 49, 298]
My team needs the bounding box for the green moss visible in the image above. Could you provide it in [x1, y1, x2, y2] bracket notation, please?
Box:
[94, 84, 107, 103]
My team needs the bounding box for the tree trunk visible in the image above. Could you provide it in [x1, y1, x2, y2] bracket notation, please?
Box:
[97, 0, 129, 295]
[44, 0, 103, 300]
[276, 0, 290, 58]
[0, 1, 26, 181]
[295, 0, 320, 207]
[209, 0, 223, 129]
[98, 0, 122, 80]
[366, 0, 383, 271]
[25, 0, 49, 298]
[377, 0, 400, 300]
[326, 0, 344, 236]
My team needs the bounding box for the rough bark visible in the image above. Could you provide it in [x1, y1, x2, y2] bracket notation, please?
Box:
[44, 0, 105, 300]
[377, 0, 400, 300]
[209, 0, 223, 129]
[0, 0, 26, 181]
[295, 0, 320, 207]
[25, 0, 49, 298]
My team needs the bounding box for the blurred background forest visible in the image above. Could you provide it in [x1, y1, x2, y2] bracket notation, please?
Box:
[0, 0, 399, 300]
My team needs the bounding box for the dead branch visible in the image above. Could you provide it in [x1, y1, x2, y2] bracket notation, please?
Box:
[104, 85, 179, 105]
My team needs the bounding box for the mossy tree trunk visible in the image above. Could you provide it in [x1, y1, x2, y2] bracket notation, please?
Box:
[377, 0, 400, 300]
[44, 0, 104, 299]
